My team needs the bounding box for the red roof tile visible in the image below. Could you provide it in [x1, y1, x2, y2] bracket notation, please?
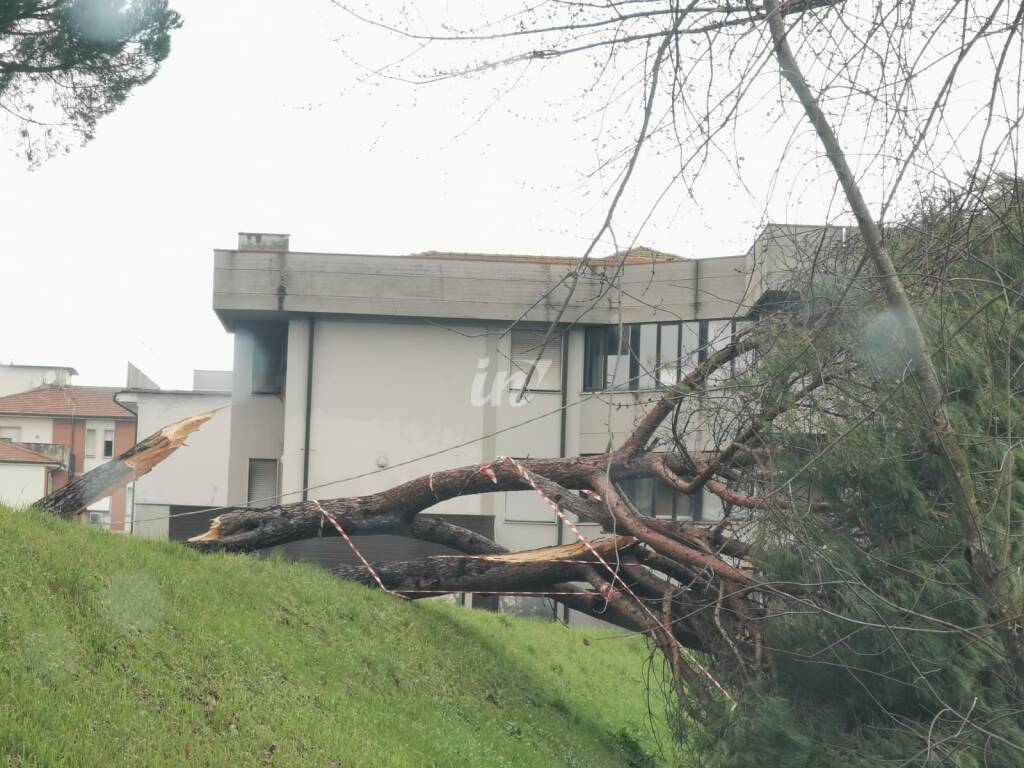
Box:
[0, 386, 134, 419]
[0, 442, 59, 465]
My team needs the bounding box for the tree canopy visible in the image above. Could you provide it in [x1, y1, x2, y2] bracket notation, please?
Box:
[0, 0, 181, 163]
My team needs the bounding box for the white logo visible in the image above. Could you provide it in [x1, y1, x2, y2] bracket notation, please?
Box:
[469, 357, 552, 407]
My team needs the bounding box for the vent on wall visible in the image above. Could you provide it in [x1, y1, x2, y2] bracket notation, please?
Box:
[247, 458, 280, 508]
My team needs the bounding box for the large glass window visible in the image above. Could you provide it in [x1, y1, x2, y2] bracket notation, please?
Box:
[584, 318, 745, 391]
[658, 323, 679, 387]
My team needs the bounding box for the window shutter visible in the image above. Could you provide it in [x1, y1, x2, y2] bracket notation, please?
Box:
[509, 330, 562, 392]
[247, 459, 280, 507]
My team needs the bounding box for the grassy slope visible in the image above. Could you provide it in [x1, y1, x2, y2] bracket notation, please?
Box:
[0, 509, 669, 767]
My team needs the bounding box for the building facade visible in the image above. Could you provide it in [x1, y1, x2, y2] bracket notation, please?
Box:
[212, 228, 834, 559]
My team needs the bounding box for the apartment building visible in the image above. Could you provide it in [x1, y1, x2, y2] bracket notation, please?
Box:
[211, 228, 834, 561]
[0, 371, 136, 527]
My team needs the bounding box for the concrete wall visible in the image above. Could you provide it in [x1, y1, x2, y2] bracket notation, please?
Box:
[227, 330, 285, 505]
[0, 463, 48, 506]
[214, 249, 752, 328]
[193, 370, 232, 392]
[0, 416, 53, 443]
[748, 224, 851, 300]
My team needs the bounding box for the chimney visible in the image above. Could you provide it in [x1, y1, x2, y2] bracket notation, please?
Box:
[238, 232, 290, 251]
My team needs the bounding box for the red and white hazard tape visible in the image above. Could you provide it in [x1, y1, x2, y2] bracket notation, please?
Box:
[312, 500, 407, 599]
[492, 456, 738, 709]
[478, 461, 499, 484]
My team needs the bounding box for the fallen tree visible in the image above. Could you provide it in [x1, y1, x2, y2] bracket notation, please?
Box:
[26, 1, 1024, 761]
[37, 193, 1024, 760]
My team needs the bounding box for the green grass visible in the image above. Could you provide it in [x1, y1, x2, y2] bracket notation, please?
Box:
[0, 508, 670, 767]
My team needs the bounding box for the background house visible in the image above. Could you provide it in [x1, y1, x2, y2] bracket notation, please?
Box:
[0, 365, 135, 528]
[0, 441, 60, 504]
[0, 363, 77, 398]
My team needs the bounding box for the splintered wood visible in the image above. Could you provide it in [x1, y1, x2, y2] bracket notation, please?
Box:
[35, 409, 218, 519]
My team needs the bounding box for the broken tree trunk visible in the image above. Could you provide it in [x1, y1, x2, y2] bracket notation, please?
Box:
[331, 536, 635, 593]
[35, 410, 217, 519]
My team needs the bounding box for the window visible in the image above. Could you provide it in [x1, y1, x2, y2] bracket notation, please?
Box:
[247, 458, 280, 508]
[102, 429, 114, 458]
[0, 426, 21, 442]
[85, 428, 96, 458]
[583, 319, 721, 392]
[732, 319, 757, 376]
[509, 329, 562, 392]
[615, 476, 704, 520]
[251, 323, 287, 395]
[87, 510, 111, 529]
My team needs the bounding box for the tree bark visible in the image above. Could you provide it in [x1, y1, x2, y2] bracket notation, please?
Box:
[330, 535, 634, 592]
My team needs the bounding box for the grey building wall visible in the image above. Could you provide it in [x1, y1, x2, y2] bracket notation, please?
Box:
[226, 330, 285, 506]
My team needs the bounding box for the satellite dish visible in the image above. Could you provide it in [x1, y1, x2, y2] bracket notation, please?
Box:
[42, 369, 57, 385]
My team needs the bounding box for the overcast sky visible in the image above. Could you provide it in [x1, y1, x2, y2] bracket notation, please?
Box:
[2, 0, 962, 389]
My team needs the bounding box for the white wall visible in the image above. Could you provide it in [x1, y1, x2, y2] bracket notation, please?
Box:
[0, 464, 48, 507]
[299, 317, 494, 514]
[0, 366, 73, 397]
[271, 317, 583, 551]
[129, 392, 231, 508]
[0, 416, 52, 443]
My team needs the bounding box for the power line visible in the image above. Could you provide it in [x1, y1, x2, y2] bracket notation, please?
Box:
[127, 388, 613, 527]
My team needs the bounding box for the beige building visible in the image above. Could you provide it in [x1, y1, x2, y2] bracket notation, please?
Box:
[212, 228, 837, 559]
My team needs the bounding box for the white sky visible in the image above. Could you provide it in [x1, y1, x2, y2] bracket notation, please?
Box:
[2, 0, 1001, 389]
